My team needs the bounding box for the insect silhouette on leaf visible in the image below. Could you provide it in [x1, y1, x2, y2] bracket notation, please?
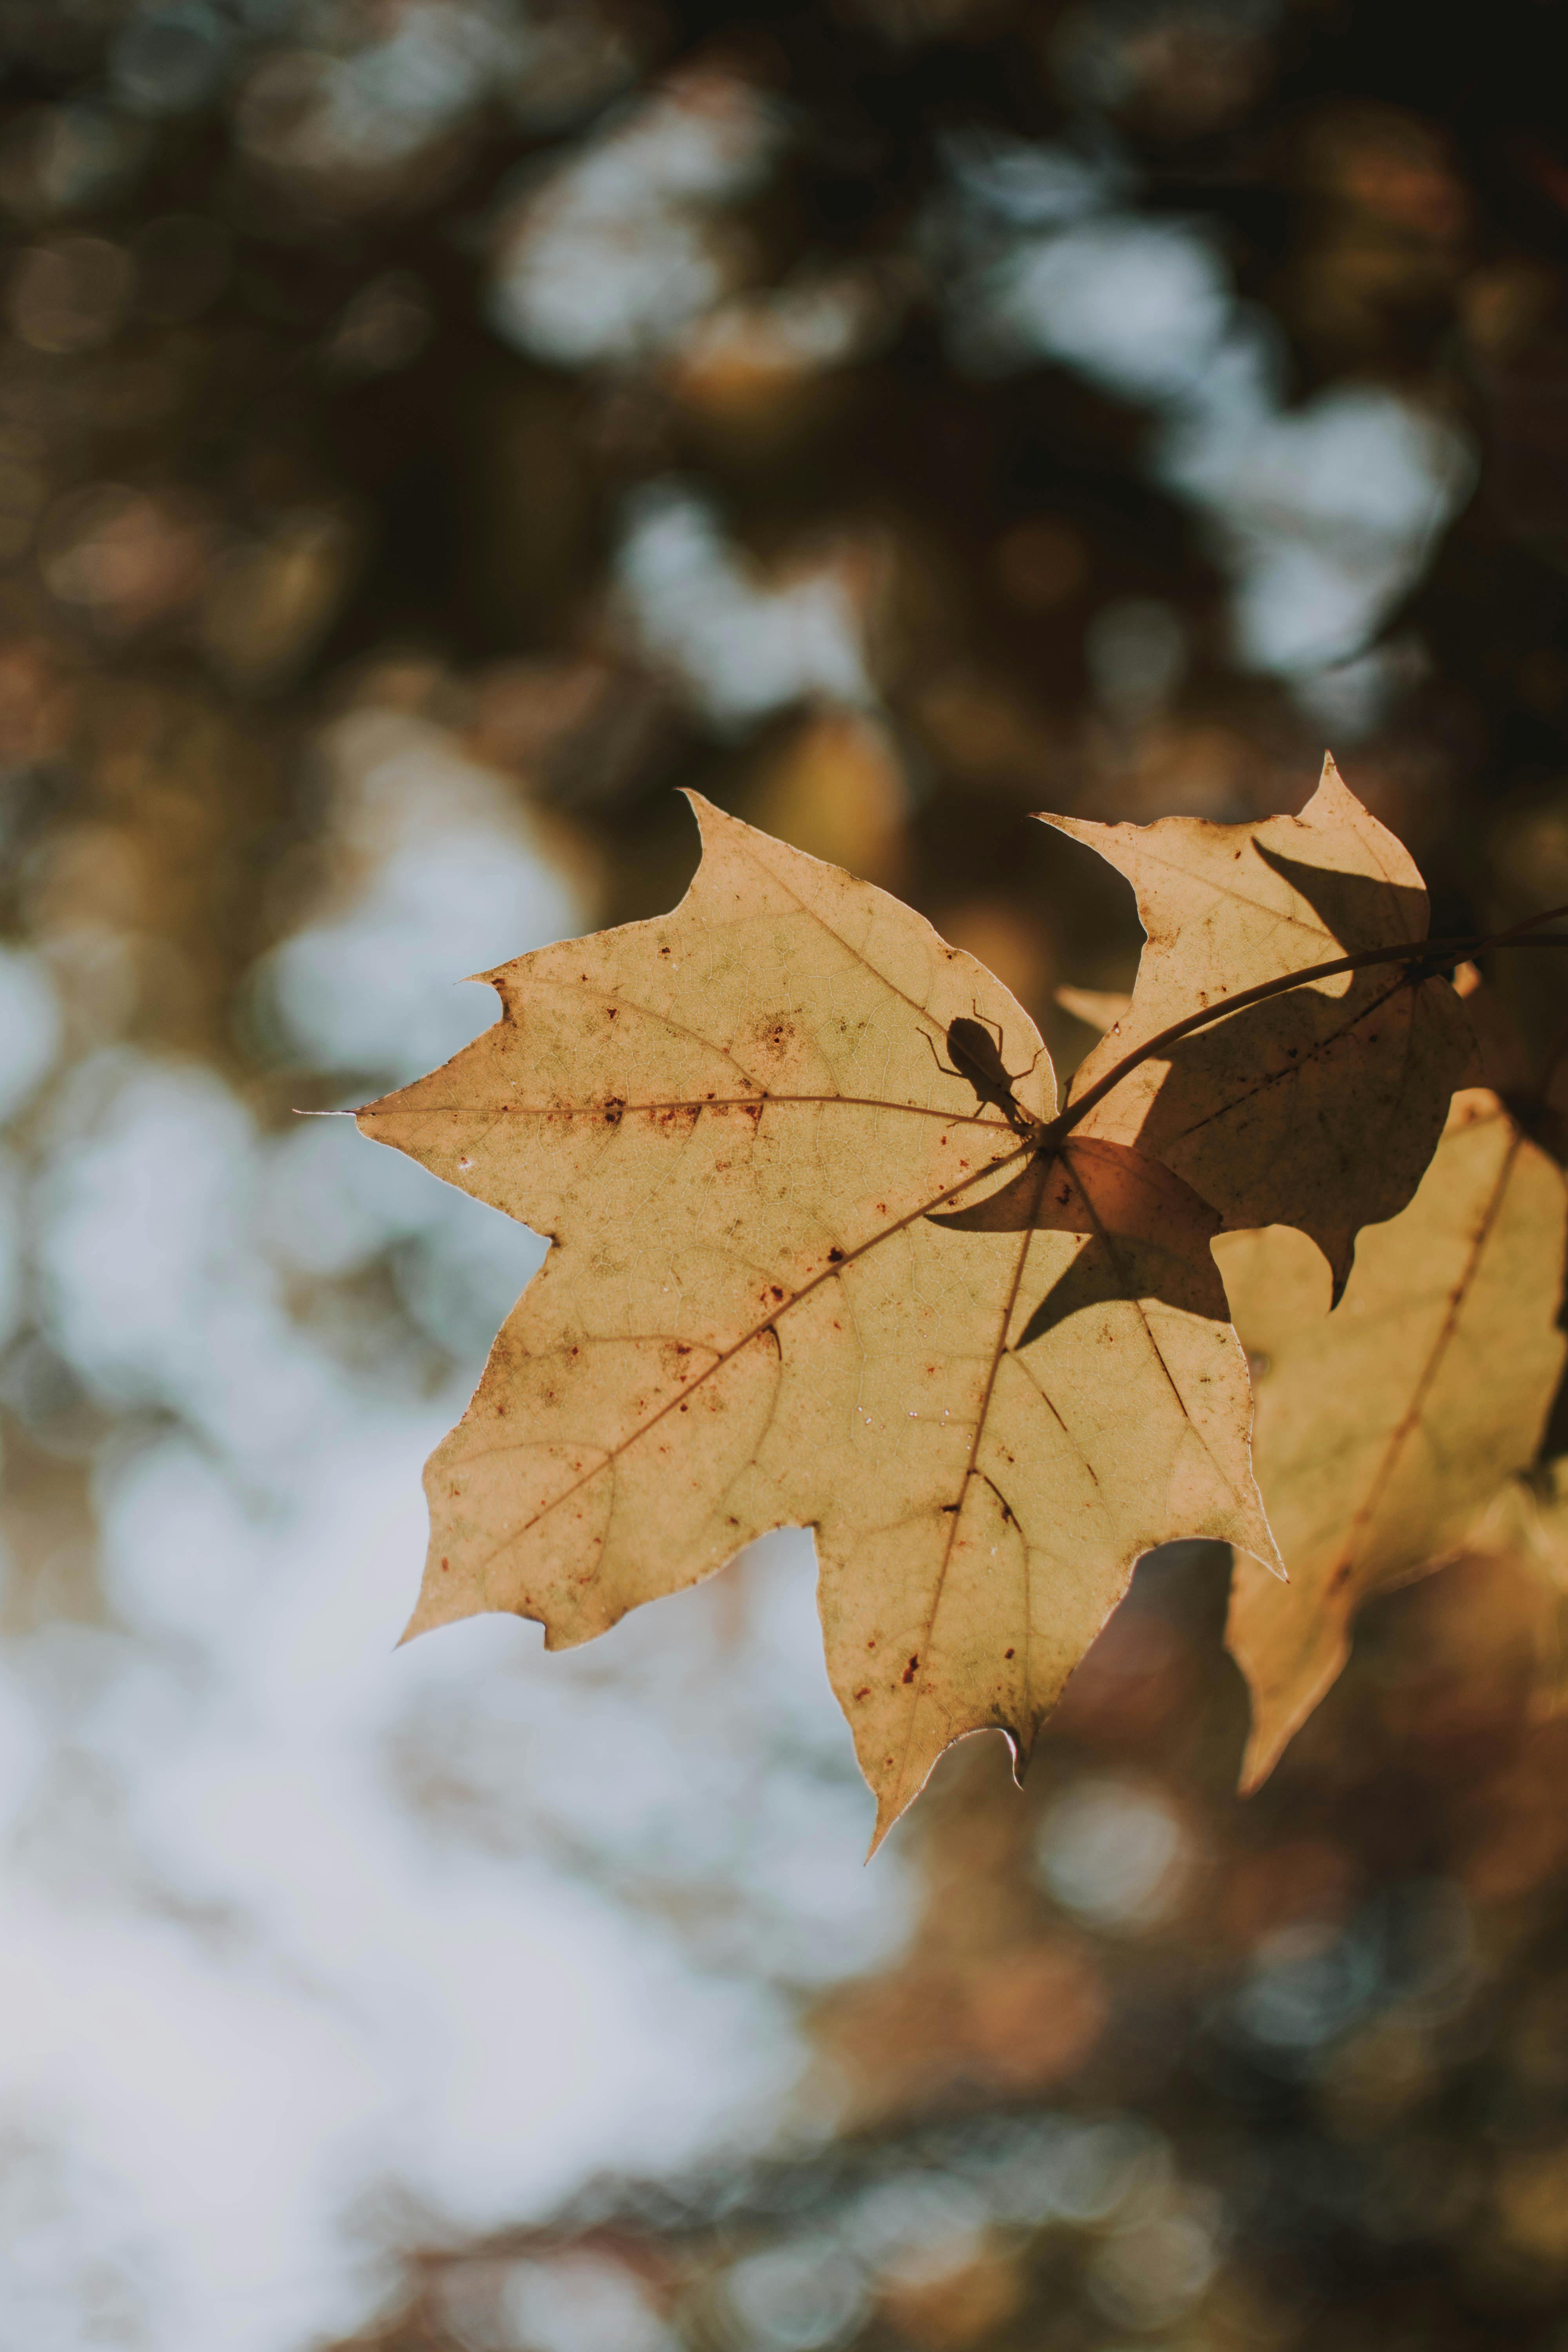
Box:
[925, 1014, 1044, 1139]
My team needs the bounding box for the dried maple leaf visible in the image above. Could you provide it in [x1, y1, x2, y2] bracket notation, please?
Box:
[358, 795, 1279, 1842]
[1218, 1087, 1568, 1789]
[1040, 754, 1473, 1297]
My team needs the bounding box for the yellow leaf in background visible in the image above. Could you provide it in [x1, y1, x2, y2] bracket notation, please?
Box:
[739, 708, 910, 891]
[358, 796, 1278, 1843]
[1052, 983, 1132, 1034]
[1042, 754, 1474, 1298]
[1460, 1461, 1568, 1718]
[1220, 1088, 1568, 1789]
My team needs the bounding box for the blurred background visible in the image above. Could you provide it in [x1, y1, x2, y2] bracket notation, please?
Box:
[5, 0, 1568, 2347]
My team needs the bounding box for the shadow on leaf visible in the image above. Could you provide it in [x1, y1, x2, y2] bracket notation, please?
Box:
[928, 1137, 1228, 1339]
[1250, 842, 1427, 949]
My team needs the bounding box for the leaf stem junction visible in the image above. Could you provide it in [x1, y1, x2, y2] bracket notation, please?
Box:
[1033, 903, 1568, 1156]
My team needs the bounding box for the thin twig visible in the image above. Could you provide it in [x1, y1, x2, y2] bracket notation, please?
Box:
[1038, 902, 1568, 1150]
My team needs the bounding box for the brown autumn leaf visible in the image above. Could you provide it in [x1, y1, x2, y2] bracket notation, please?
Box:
[1219, 1087, 1568, 1788]
[1041, 753, 1474, 1297]
[358, 794, 1279, 1842]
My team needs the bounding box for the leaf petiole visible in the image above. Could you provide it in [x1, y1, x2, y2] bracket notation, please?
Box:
[1040, 902, 1568, 1152]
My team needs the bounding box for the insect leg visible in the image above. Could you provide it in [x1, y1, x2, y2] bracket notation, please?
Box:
[919, 1030, 965, 1082]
